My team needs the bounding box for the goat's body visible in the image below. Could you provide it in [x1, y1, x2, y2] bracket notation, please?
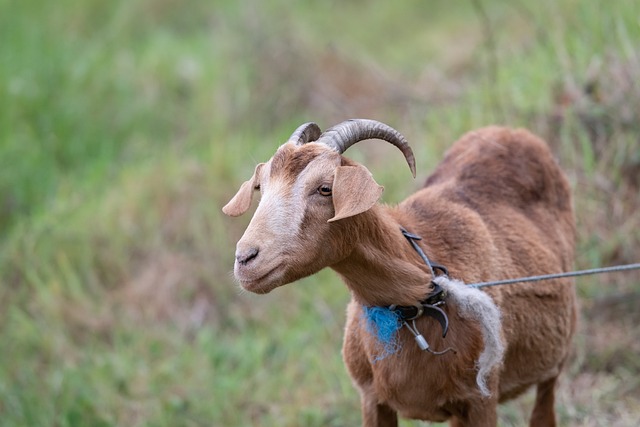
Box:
[339, 127, 576, 425]
[225, 122, 577, 427]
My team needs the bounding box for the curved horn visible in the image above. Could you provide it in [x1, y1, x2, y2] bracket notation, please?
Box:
[287, 122, 322, 145]
[317, 119, 416, 177]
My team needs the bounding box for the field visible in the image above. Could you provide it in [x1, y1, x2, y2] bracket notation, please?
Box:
[1, 0, 639, 425]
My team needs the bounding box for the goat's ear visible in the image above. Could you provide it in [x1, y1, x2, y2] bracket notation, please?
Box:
[328, 164, 383, 222]
[222, 163, 264, 217]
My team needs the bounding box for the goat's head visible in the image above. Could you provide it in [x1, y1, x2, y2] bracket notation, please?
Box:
[223, 119, 415, 294]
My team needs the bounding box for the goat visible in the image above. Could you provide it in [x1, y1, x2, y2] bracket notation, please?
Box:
[222, 119, 577, 426]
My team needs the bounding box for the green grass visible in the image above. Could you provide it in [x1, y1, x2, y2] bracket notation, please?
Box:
[1, 0, 639, 425]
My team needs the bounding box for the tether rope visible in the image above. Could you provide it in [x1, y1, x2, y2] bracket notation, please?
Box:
[470, 263, 640, 289]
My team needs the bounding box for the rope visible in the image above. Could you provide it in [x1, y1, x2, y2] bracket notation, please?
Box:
[470, 263, 640, 289]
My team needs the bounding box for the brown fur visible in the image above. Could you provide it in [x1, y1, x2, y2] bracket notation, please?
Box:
[224, 127, 577, 426]
[269, 143, 330, 184]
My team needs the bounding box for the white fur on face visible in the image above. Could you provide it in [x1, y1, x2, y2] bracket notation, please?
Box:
[243, 153, 336, 250]
[253, 176, 305, 242]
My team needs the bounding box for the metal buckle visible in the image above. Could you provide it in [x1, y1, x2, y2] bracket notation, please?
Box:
[388, 303, 424, 321]
[408, 303, 424, 320]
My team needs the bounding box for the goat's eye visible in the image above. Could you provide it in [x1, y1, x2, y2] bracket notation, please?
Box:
[318, 185, 332, 196]
[254, 184, 260, 191]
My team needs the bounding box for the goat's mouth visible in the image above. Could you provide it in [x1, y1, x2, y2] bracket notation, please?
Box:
[235, 263, 283, 294]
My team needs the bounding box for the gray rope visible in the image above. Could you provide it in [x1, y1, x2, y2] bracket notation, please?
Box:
[470, 263, 640, 289]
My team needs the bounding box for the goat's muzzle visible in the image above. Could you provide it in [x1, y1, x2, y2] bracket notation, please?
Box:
[233, 242, 284, 294]
[236, 246, 259, 266]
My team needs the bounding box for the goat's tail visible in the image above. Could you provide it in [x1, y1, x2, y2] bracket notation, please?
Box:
[434, 276, 504, 397]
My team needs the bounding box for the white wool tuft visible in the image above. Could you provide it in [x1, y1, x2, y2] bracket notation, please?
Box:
[433, 276, 504, 397]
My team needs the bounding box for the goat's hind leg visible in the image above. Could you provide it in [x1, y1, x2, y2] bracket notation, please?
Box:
[529, 376, 558, 427]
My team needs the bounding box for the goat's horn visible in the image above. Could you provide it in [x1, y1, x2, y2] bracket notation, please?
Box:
[287, 122, 322, 145]
[317, 119, 416, 177]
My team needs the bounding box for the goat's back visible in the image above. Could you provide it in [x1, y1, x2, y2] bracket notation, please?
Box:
[411, 126, 577, 400]
[425, 127, 571, 215]
[423, 126, 575, 268]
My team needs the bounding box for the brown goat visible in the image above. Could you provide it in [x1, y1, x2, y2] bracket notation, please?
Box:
[223, 120, 577, 426]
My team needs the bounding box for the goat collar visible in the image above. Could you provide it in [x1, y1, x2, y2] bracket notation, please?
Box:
[400, 227, 449, 279]
[391, 228, 451, 337]
[361, 228, 455, 357]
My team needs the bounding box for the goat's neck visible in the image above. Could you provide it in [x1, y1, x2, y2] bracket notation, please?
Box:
[331, 206, 433, 307]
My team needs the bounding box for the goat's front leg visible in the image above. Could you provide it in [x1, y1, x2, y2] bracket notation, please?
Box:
[361, 394, 398, 427]
[448, 398, 498, 427]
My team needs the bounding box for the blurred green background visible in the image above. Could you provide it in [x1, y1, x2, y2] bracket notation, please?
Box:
[1, 0, 639, 425]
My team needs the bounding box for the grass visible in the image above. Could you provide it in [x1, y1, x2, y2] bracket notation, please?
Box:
[1, 0, 639, 425]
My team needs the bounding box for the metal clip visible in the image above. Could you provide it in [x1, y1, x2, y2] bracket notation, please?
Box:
[403, 320, 456, 356]
[414, 332, 429, 351]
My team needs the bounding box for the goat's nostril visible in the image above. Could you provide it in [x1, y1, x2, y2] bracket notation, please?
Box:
[236, 247, 259, 265]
